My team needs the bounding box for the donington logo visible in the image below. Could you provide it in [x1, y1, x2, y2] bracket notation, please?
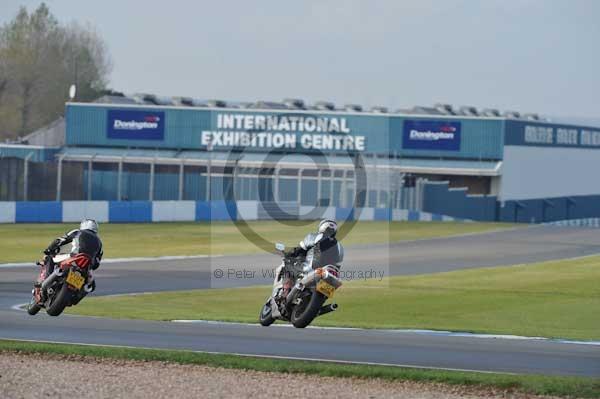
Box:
[403, 120, 461, 151]
[107, 110, 165, 140]
[409, 125, 457, 141]
[113, 116, 160, 130]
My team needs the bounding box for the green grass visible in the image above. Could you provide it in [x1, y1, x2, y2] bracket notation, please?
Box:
[0, 221, 514, 263]
[1, 340, 598, 398]
[70, 255, 600, 340]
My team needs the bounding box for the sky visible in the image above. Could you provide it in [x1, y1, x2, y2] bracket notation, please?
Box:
[1, 0, 599, 121]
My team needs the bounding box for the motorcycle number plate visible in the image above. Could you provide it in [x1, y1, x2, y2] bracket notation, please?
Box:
[66, 270, 85, 290]
[316, 280, 335, 298]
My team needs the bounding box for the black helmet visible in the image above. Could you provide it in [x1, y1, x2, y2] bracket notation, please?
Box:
[317, 219, 337, 238]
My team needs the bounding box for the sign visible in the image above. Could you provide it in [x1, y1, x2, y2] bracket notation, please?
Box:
[107, 110, 165, 140]
[200, 112, 366, 151]
[505, 121, 600, 148]
[402, 120, 461, 151]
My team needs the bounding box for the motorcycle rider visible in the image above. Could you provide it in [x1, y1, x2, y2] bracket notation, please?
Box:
[39, 219, 103, 292]
[280, 219, 343, 298]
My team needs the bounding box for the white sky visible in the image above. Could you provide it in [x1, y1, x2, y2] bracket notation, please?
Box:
[1, 0, 599, 120]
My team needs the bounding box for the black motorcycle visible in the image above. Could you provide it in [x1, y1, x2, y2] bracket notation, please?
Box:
[27, 253, 95, 317]
[259, 239, 342, 328]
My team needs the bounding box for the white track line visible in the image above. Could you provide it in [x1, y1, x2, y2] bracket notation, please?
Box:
[0, 337, 515, 375]
[171, 320, 600, 346]
[12, 298, 597, 346]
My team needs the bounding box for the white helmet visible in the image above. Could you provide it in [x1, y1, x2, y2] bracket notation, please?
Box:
[318, 219, 337, 238]
[80, 219, 99, 234]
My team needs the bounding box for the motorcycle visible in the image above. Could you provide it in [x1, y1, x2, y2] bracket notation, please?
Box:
[259, 234, 342, 328]
[26, 251, 95, 317]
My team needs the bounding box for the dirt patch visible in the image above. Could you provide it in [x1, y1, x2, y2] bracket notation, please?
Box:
[0, 352, 560, 399]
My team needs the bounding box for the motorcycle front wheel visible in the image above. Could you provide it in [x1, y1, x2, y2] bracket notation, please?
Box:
[259, 302, 275, 326]
[26, 296, 41, 315]
[290, 291, 326, 328]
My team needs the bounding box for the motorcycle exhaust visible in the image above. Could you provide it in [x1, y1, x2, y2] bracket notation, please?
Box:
[318, 303, 338, 316]
[83, 275, 95, 293]
[41, 268, 64, 292]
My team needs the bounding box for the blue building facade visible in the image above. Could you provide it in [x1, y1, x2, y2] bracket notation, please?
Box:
[2, 101, 600, 223]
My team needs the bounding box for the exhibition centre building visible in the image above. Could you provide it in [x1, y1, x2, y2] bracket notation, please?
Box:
[1, 95, 600, 223]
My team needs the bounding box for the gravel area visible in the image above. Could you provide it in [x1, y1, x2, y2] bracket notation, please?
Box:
[0, 352, 560, 399]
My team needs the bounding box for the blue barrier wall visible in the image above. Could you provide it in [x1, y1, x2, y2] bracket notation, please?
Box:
[1, 201, 463, 223]
[108, 201, 152, 223]
[498, 195, 600, 223]
[422, 182, 497, 221]
[421, 182, 600, 223]
[15, 201, 62, 223]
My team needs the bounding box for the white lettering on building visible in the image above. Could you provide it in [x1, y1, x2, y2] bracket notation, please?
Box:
[524, 125, 553, 144]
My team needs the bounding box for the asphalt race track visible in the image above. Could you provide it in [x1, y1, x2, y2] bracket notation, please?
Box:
[1, 225, 599, 377]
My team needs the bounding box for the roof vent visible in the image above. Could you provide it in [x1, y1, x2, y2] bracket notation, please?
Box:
[458, 106, 479, 116]
[207, 99, 227, 108]
[480, 108, 501, 117]
[252, 101, 288, 110]
[370, 106, 388, 113]
[434, 103, 455, 115]
[282, 98, 305, 109]
[344, 104, 363, 112]
[503, 110, 521, 119]
[314, 101, 336, 111]
[522, 113, 540, 121]
[172, 97, 194, 106]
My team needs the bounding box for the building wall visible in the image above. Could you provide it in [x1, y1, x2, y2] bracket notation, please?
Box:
[500, 146, 600, 200]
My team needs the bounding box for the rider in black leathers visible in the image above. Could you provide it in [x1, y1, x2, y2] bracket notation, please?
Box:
[281, 219, 343, 298]
[41, 219, 103, 291]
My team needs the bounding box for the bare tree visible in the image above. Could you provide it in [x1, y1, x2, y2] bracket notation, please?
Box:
[0, 3, 112, 139]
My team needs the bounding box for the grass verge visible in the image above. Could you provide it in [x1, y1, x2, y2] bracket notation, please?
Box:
[0, 221, 515, 263]
[0, 340, 598, 398]
[70, 255, 600, 340]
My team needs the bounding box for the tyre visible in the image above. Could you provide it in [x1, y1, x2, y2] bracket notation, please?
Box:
[46, 283, 71, 316]
[291, 291, 326, 328]
[26, 296, 42, 316]
[259, 302, 275, 327]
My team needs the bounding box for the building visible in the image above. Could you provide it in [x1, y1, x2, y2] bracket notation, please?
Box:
[1, 96, 599, 223]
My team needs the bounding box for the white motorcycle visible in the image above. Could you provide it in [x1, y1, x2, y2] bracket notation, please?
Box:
[259, 234, 343, 328]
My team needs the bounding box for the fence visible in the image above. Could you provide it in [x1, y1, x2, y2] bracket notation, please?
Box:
[0, 156, 422, 210]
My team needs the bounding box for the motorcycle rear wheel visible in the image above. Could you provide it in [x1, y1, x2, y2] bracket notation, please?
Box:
[46, 283, 71, 316]
[291, 291, 326, 328]
[259, 302, 275, 326]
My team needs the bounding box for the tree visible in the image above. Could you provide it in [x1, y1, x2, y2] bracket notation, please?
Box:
[0, 3, 112, 139]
